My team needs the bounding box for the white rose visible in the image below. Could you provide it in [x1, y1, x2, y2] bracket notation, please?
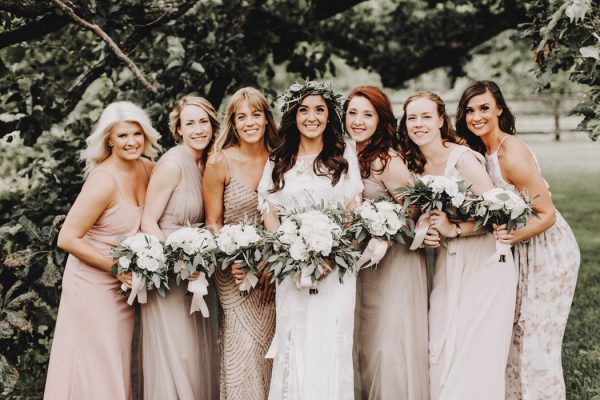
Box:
[217, 233, 237, 255]
[123, 234, 147, 253]
[307, 233, 333, 256]
[451, 192, 466, 208]
[289, 239, 309, 261]
[118, 256, 131, 269]
[137, 255, 159, 272]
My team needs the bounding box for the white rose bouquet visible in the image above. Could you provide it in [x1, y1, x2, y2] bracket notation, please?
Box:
[469, 188, 538, 262]
[164, 226, 217, 316]
[265, 204, 359, 294]
[216, 221, 264, 295]
[111, 233, 168, 305]
[352, 198, 409, 268]
[396, 175, 472, 250]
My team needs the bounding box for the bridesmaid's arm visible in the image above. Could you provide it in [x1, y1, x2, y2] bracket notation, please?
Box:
[497, 139, 556, 243]
[202, 152, 227, 231]
[431, 152, 494, 239]
[140, 159, 181, 242]
[57, 171, 119, 273]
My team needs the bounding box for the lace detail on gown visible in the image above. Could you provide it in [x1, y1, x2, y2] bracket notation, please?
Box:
[258, 140, 363, 400]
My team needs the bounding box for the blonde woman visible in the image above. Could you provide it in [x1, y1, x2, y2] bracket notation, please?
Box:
[202, 87, 278, 400]
[44, 101, 159, 400]
[140, 95, 220, 400]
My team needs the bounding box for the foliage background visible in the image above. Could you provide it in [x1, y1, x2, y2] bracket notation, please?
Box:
[0, 0, 598, 398]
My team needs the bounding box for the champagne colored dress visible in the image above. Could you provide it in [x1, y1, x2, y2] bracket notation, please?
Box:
[485, 136, 580, 400]
[140, 145, 220, 400]
[258, 141, 364, 400]
[215, 152, 276, 400]
[356, 170, 429, 400]
[44, 169, 142, 400]
[428, 145, 517, 399]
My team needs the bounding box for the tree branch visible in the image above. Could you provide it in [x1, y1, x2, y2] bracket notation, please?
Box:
[51, 0, 158, 93]
[0, 14, 69, 50]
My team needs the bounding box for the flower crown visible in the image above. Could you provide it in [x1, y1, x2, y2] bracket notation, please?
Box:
[279, 80, 344, 122]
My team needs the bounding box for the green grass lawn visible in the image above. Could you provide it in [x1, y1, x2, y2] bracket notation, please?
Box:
[525, 137, 600, 399]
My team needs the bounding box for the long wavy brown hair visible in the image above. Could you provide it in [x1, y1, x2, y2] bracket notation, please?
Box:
[398, 91, 465, 174]
[344, 86, 401, 178]
[455, 80, 516, 155]
[269, 93, 348, 193]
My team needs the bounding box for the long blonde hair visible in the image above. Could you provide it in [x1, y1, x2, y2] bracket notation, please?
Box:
[213, 87, 278, 152]
[81, 101, 161, 175]
[168, 95, 219, 166]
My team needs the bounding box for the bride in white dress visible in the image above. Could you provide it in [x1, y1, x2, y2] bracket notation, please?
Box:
[258, 81, 363, 400]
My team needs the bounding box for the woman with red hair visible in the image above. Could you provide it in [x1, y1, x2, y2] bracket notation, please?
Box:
[345, 86, 429, 399]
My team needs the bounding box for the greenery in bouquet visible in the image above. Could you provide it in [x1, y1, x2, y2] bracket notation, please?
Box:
[111, 233, 169, 303]
[265, 203, 359, 294]
[164, 226, 217, 285]
[353, 197, 409, 245]
[396, 175, 472, 219]
[470, 188, 539, 233]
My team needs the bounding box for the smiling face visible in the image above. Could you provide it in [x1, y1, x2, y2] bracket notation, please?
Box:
[234, 100, 267, 145]
[465, 90, 502, 138]
[345, 95, 379, 145]
[405, 97, 444, 147]
[178, 105, 213, 153]
[107, 121, 145, 161]
[296, 95, 329, 142]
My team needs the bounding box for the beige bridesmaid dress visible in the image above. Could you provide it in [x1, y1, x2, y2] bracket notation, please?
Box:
[140, 145, 220, 400]
[356, 171, 429, 400]
[44, 169, 142, 400]
[428, 145, 517, 399]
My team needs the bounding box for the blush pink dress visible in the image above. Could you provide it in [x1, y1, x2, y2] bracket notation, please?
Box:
[44, 169, 142, 400]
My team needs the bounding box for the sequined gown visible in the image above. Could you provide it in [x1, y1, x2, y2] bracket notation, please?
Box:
[215, 152, 276, 400]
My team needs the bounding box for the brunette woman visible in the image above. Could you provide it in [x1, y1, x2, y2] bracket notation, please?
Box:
[456, 80, 579, 400]
[400, 91, 516, 399]
[258, 81, 363, 400]
[345, 86, 428, 400]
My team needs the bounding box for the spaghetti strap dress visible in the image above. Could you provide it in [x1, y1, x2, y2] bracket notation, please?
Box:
[44, 169, 142, 400]
[214, 151, 276, 400]
[140, 145, 220, 400]
[485, 136, 580, 400]
[355, 169, 429, 400]
[428, 145, 517, 400]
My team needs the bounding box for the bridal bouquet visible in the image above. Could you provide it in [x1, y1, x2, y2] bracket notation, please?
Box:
[469, 188, 537, 262]
[396, 175, 472, 250]
[352, 198, 408, 268]
[164, 226, 217, 316]
[265, 204, 359, 294]
[216, 221, 264, 295]
[111, 233, 169, 305]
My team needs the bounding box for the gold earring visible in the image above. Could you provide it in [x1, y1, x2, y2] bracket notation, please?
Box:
[109, 143, 113, 147]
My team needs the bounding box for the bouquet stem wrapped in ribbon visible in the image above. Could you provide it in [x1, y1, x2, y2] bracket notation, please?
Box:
[111, 233, 169, 305]
[164, 226, 217, 317]
[468, 188, 538, 262]
[265, 202, 359, 295]
[396, 175, 472, 250]
[216, 221, 264, 296]
[352, 198, 408, 269]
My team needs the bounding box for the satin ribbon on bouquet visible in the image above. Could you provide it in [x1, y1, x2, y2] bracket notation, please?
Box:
[121, 271, 147, 305]
[295, 264, 319, 293]
[238, 270, 259, 295]
[409, 212, 432, 250]
[357, 237, 390, 269]
[188, 272, 210, 317]
[490, 230, 512, 263]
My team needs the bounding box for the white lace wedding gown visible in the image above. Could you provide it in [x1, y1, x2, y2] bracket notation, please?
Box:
[258, 141, 364, 400]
